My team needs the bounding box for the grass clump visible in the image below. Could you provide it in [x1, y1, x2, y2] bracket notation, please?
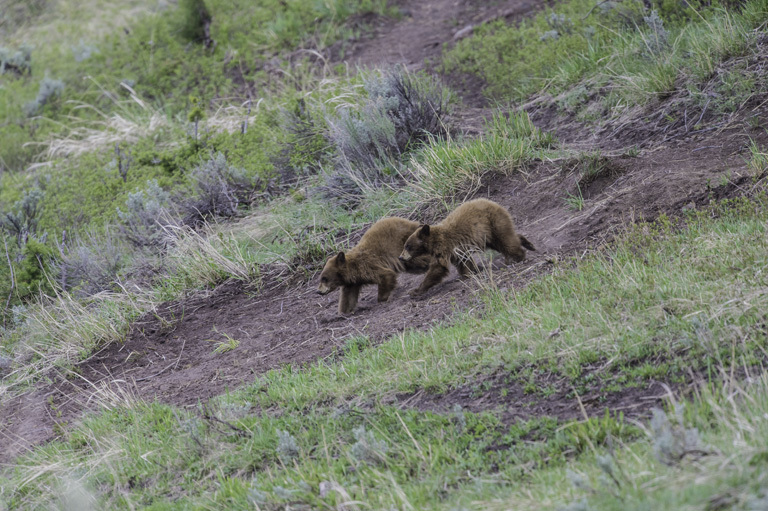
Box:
[408, 111, 555, 205]
[444, 0, 768, 112]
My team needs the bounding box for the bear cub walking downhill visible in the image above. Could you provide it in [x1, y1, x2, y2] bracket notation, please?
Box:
[399, 198, 535, 296]
[318, 217, 431, 314]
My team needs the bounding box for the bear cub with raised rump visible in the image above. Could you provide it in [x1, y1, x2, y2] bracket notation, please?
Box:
[318, 217, 431, 314]
[399, 198, 535, 296]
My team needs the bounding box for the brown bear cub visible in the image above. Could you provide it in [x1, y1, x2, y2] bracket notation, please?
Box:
[317, 217, 431, 314]
[399, 198, 535, 296]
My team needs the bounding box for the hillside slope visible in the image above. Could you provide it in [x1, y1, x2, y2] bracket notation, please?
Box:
[2, 0, 768, 509]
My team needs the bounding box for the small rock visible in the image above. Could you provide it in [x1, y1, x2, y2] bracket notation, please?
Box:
[453, 24, 475, 41]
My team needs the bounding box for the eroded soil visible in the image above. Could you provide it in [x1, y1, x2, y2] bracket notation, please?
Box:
[2, 0, 767, 467]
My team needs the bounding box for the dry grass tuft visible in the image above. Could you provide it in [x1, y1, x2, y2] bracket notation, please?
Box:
[39, 81, 170, 160]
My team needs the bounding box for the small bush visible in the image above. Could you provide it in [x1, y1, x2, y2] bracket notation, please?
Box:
[276, 430, 299, 461]
[350, 426, 388, 465]
[544, 13, 573, 40]
[117, 179, 174, 250]
[1, 189, 44, 248]
[55, 230, 126, 298]
[71, 39, 99, 62]
[321, 68, 452, 202]
[23, 76, 64, 117]
[643, 10, 669, 56]
[179, 152, 266, 227]
[278, 99, 331, 183]
[0, 45, 31, 75]
[15, 238, 56, 300]
[179, 0, 213, 48]
[650, 406, 708, 465]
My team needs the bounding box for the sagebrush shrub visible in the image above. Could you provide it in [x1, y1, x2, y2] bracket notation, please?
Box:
[1, 188, 44, 248]
[321, 68, 452, 202]
[643, 10, 669, 56]
[72, 39, 99, 62]
[350, 426, 387, 465]
[117, 179, 174, 250]
[23, 76, 64, 116]
[0, 45, 31, 75]
[55, 229, 125, 298]
[179, 152, 265, 227]
[276, 430, 299, 461]
[650, 406, 707, 465]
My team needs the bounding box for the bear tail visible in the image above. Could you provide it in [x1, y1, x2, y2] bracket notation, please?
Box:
[519, 235, 536, 252]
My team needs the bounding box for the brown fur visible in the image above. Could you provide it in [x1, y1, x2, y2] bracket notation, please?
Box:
[399, 198, 535, 296]
[317, 217, 431, 313]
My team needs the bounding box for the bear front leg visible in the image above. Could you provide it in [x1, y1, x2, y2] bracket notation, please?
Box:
[410, 262, 449, 296]
[338, 285, 362, 314]
[376, 270, 397, 302]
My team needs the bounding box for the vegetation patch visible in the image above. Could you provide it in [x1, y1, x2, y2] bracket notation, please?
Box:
[444, 0, 768, 119]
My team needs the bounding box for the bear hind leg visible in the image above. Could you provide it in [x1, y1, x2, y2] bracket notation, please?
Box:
[376, 271, 397, 302]
[490, 220, 526, 265]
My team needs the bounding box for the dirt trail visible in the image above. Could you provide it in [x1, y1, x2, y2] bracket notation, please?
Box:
[346, 0, 541, 79]
[3, 0, 767, 466]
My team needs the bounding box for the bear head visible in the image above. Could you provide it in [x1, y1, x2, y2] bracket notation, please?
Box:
[399, 225, 431, 262]
[317, 251, 348, 295]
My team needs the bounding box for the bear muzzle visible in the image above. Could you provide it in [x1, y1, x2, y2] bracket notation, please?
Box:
[398, 251, 411, 262]
[317, 284, 331, 295]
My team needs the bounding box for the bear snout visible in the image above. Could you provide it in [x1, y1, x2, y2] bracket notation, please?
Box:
[399, 252, 411, 262]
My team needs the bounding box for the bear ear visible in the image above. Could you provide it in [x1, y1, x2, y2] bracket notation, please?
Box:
[418, 225, 430, 238]
[337, 251, 346, 264]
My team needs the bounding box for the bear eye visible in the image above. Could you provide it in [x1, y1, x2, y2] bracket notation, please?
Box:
[321, 277, 327, 283]
[405, 244, 412, 251]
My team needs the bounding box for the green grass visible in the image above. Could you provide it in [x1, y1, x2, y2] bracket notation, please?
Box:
[407, 112, 556, 207]
[3, 194, 768, 509]
[443, 0, 768, 112]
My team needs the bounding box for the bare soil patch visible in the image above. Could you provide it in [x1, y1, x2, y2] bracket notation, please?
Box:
[390, 370, 677, 424]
